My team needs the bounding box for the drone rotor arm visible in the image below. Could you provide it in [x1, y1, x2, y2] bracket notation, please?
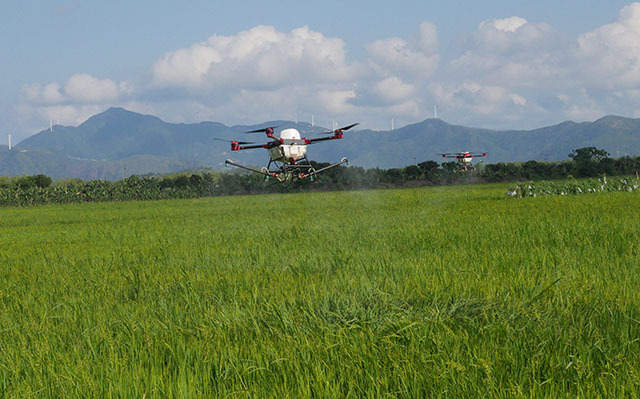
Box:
[235, 143, 267, 150]
[305, 135, 342, 144]
[213, 138, 255, 145]
[462, 153, 487, 158]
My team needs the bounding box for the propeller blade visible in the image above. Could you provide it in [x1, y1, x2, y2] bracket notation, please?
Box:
[246, 126, 277, 133]
[213, 138, 255, 145]
[338, 123, 359, 131]
[323, 122, 359, 134]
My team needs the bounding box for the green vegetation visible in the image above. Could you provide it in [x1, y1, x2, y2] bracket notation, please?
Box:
[2, 147, 640, 208]
[1, 184, 639, 397]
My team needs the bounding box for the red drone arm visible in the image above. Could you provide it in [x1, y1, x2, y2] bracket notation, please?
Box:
[231, 140, 280, 151]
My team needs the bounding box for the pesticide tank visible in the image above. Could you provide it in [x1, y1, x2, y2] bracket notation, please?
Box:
[279, 128, 301, 140]
[269, 128, 308, 161]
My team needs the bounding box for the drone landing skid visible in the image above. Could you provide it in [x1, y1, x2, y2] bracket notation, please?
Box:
[313, 157, 350, 175]
[225, 157, 349, 183]
[224, 159, 277, 178]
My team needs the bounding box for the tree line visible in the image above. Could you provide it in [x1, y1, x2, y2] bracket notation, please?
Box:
[1, 147, 639, 207]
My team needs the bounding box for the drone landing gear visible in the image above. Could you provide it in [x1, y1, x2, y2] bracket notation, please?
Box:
[312, 157, 349, 175]
[225, 159, 281, 180]
[279, 156, 349, 181]
[225, 156, 349, 184]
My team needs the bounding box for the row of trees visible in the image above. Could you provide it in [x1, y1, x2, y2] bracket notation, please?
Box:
[1, 148, 639, 206]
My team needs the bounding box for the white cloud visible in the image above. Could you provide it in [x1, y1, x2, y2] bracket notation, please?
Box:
[373, 76, 416, 104]
[151, 25, 355, 91]
[21, 74, 129, 105]
[64, 74, 123, 103]
[13, 102, 110, 140]
[317, 89, 357, 114]
[576, 3, 640, 87]
[510, 94, 527, 106]
[21, 82, 64, 105]
[366, 23, 439, 80]
[449, 16, 567, 89]
[147, 23, 438, 127]
[355, 22, 439, 113]
[480, 16, 528, 33]
[15, 74, 132, 140]
[16, 4, 640, 140]
[429, 81, 539, 127]
[561, 89, 604, 121]
[416, 22, 439, 53]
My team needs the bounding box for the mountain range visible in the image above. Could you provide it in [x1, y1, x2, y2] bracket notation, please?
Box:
[2, 107, 639, 180]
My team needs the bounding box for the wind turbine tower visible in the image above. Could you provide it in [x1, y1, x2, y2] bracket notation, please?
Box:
[434, 104, 438, 119]
[8, 134, 11, 150]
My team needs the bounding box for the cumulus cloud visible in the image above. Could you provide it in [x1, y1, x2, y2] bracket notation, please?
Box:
[373, 76, 416, 104]
[576, 3, 640, 87]
[16, 3, 640, 141]
[480, 16, 528, 33]
[22, 82, 64, 105]
[64, 74, 124, 103]
[354, 22, 439, 116]
[366, 22, 439, 80]
[449, 16, 568, 88]
[151, 25, 356, 91]
[13, 102, 113, 141]
[438, 3, 640, 127]
[15, 73, 133, 140]
[147, 23, 436, 125]
[21, 74, 130, 105]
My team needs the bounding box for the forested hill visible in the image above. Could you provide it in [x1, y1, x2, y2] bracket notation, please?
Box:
[4, 107, 640, 179]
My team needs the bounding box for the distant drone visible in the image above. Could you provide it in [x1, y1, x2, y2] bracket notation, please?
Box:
[439, 152, 487, 172]
[218, 123, 358, 182]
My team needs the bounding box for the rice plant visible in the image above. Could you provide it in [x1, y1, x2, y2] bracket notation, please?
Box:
[0, 183, 638, 397]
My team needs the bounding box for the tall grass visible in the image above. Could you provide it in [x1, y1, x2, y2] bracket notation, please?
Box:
[1, 183, 638, 397]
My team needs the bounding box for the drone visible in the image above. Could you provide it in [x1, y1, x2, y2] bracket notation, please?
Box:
[438, 152, 487, 171]
[218, 123, 358, 182]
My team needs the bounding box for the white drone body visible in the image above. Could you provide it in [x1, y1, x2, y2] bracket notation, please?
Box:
[269, 128, 308, 163]
[439, 151, 487, 172]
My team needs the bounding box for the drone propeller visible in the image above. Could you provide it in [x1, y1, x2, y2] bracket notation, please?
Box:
[214, 138, 255, 145]
[438, 152, 486, 158]
[246, 126, 278, 134]
[323, 123, 359, 134]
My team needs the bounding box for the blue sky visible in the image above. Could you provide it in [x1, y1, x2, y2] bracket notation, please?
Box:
[2, 1, 639, 143]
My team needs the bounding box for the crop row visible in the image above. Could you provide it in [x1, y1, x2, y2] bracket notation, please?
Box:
[1, 185, 639, 397]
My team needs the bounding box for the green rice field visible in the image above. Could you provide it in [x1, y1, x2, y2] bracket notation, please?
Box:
[1, 183, 639, 397]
